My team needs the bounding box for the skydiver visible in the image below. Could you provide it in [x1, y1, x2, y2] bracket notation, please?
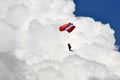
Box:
[68, 43, 73, 52]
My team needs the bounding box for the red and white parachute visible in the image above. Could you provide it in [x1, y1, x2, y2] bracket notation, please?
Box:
[59, 22, 76, 33]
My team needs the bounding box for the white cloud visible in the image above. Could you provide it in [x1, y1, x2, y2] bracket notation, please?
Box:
[0, 21, 16, 52]
[0, 0, 120, 80]
[0, 52, 26, 80]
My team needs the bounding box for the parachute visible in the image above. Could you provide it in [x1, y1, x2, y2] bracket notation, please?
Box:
[59, 22, 76, 33]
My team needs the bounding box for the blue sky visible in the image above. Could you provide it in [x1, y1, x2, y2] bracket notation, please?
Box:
[73, 0, 120, 51]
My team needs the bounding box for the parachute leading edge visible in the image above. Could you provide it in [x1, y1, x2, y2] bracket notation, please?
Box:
[59, 23, 76, 33]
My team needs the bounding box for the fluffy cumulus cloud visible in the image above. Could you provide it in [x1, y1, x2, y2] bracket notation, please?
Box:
[0, 0, 120, 80]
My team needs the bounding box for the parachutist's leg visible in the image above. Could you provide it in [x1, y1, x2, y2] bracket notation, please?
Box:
[70, 49, 73, 52]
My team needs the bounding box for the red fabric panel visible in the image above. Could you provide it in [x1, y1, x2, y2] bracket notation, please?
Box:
[67, 26, 75, 33]
[59, 23, 70, 31]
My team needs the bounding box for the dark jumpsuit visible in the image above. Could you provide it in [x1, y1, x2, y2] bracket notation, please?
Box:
[68, 43, 73, 52]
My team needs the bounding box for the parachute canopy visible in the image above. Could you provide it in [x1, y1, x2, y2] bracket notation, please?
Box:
[59, 22, 76, 33]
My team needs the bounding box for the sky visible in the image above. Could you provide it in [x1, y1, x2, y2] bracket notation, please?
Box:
[0, 0, 120, 80]
[73, 0, 120, 51]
